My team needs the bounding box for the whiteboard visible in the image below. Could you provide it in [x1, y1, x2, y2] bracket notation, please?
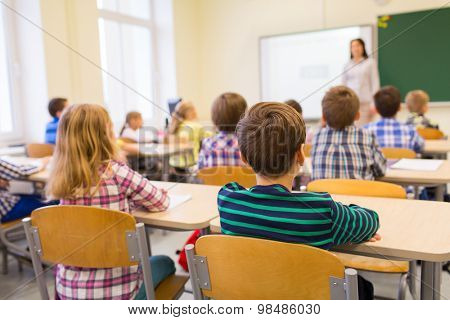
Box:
[260, 25, 373, 120]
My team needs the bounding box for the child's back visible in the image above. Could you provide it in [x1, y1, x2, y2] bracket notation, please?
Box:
[365, 86, 424, 153]
[47, 104, 173, 300]
[311, 86, 386, 180]
[198, 93, 247, 169]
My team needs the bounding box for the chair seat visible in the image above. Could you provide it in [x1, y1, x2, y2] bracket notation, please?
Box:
[0, 218, 25, 230]
[335, 253, 409, 273]
[155, 274, 189, 300]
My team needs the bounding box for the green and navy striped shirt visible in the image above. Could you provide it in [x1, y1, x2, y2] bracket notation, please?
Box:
[218, 182, 379, 250]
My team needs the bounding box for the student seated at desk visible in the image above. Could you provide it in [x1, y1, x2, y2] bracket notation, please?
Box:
[168, 100, 205, 172]
[218, 102, 381, 299]
[405, 90, 439, 129]
[0, 157, 54, 223]
[46, 104, 175, 300]
[45, 97, 68, 145]
[120, 111, 156, 143]
[311, 86, 386, 180]
[365, 86, 424, 153]
[198, 92, 247, 169]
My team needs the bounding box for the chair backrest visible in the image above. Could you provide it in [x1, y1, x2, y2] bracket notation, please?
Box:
[26, 143, 54, 158]
[417, 127, 444, 140]
[186, 235, 358, 300]
[23, 205, 155, 299]
[197, 166, 256, 188]
[307, 179, 406, 199]
[304, 144, 312, 157]
[381, 147, 416, 159]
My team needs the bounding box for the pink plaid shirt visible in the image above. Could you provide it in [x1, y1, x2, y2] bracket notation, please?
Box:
[55, 160, 169, 300]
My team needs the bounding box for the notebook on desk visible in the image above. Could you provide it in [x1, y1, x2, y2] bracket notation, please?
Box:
[168, 194, 192, 210]
[389, 159, 443, 171]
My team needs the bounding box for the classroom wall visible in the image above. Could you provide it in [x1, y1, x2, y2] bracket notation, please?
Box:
[172, 0, 450, 133]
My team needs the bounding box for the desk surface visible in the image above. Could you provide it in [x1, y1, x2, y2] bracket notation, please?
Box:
[423, 139, 450, 154]
[209, 194, 450, 262]
[127, 143, 193, 157]
[304, 158, 450, 185]
[133, 182, 220, 230]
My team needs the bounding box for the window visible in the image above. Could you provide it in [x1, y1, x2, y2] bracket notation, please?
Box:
[0, 7, 20, 140]
[97, 0, 175, 127]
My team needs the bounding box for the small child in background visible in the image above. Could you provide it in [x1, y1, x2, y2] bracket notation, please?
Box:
[218, 102, 380, 299]
[284, 99, 303, 115]
[311, 86, 386, 180]
[365, 86, 424, 153]
[198, 92, 247, 169]
[168, 101, 205, 170]
[45, 97, 68, 144]
[46, 104, 175, 300]
[120, 111, 156, 143]
[405, 90, 439, 129]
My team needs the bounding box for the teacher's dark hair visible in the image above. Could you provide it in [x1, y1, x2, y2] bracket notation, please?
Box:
[350, 38, 368, 59]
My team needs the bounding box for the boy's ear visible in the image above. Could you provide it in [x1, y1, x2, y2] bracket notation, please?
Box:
[297, 144, 305, 166]
[354, 111, 361, 121]
[321, 113, 327, 126]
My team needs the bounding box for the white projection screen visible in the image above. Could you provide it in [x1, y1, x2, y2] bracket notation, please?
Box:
[260, 25, 373, 120]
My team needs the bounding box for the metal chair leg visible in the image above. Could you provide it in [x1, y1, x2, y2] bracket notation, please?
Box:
[397, 273, 408, 300]
[408, 261, 417, 299]
[1, 246, 7, 275]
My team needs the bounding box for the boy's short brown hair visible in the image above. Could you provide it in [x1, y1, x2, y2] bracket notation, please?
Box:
[284, 99, 302, 115]
[322, 86, 359, 130]
[237, 102, 306, 177]
[405, 90, 429, 114]
[374, 86, 401, 118]
[211, 92, 247, 132]
[48, 97, 68, 118]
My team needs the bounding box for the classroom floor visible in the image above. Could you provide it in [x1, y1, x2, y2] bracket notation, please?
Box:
[1, 229, 449, 300]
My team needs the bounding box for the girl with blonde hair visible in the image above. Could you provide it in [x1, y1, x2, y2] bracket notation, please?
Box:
[47, 104, 175, 300]
[168, 100, 205, 170]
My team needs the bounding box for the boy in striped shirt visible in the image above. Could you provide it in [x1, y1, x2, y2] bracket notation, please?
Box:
[217, 102, 380, 298]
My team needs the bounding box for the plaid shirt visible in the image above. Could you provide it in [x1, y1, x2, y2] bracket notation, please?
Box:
[56, 160, 169, 300]
[311, 126, 387, 180]
[406, 113, 439, 129]
[197, 132, 242, 169]
[364, 118, 425, 153]
[0, 158, 40, 218]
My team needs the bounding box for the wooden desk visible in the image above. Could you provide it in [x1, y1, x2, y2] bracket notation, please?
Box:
[133, 182, 220, 231]
[209, 194, 450, 300]
[304, 157, 450, 201]
[423, 139, 450, 158]
[126, 143, 194, 181]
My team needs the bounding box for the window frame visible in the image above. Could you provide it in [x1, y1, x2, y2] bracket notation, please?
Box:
[97, 0, 161, 125]
[0, 6, 24, 143]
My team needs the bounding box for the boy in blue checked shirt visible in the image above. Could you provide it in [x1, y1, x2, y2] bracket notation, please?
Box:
[45, 97, 68, 144]
[365, 86, 424, 153]
[218, 102, 380, 299]
[311, 86, 386, 180]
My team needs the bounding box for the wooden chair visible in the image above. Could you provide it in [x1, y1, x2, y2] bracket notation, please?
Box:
[26, 144, 54, 158]
[186, 235, 359, 300]
[304, 144, 312, 157]
[0, 218, 29, 274]
[307, 179, 407, 199]
[22, 206, 188, 300]
[381, 147, 416, 159]
[197, 166, 256, 188]
[417, 128, 444, 140]
[306, 179, 414, 299]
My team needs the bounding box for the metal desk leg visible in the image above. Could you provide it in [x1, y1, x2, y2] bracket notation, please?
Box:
[420, 261, 441, 300]
[162, 155, 170, 182]
[435, 185, 445, 202]
[144, 226, 152, 256]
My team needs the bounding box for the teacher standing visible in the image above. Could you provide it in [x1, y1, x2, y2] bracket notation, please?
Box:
[342, 38, 380, 126]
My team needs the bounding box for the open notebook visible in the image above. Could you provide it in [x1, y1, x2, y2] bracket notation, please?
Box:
[390, 159, 443, 171]
[168, 194, 192, 210]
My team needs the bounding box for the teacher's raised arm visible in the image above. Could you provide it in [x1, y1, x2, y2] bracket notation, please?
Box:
[342, 38, 380, 126]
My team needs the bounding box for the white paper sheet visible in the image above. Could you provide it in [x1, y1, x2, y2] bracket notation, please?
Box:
[390, 159, 443, 171]
[0, 156, 42, 167]
[168, 194, 192, 210]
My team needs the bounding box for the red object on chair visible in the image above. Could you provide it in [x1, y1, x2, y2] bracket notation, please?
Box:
[177, 230, 201, 272]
